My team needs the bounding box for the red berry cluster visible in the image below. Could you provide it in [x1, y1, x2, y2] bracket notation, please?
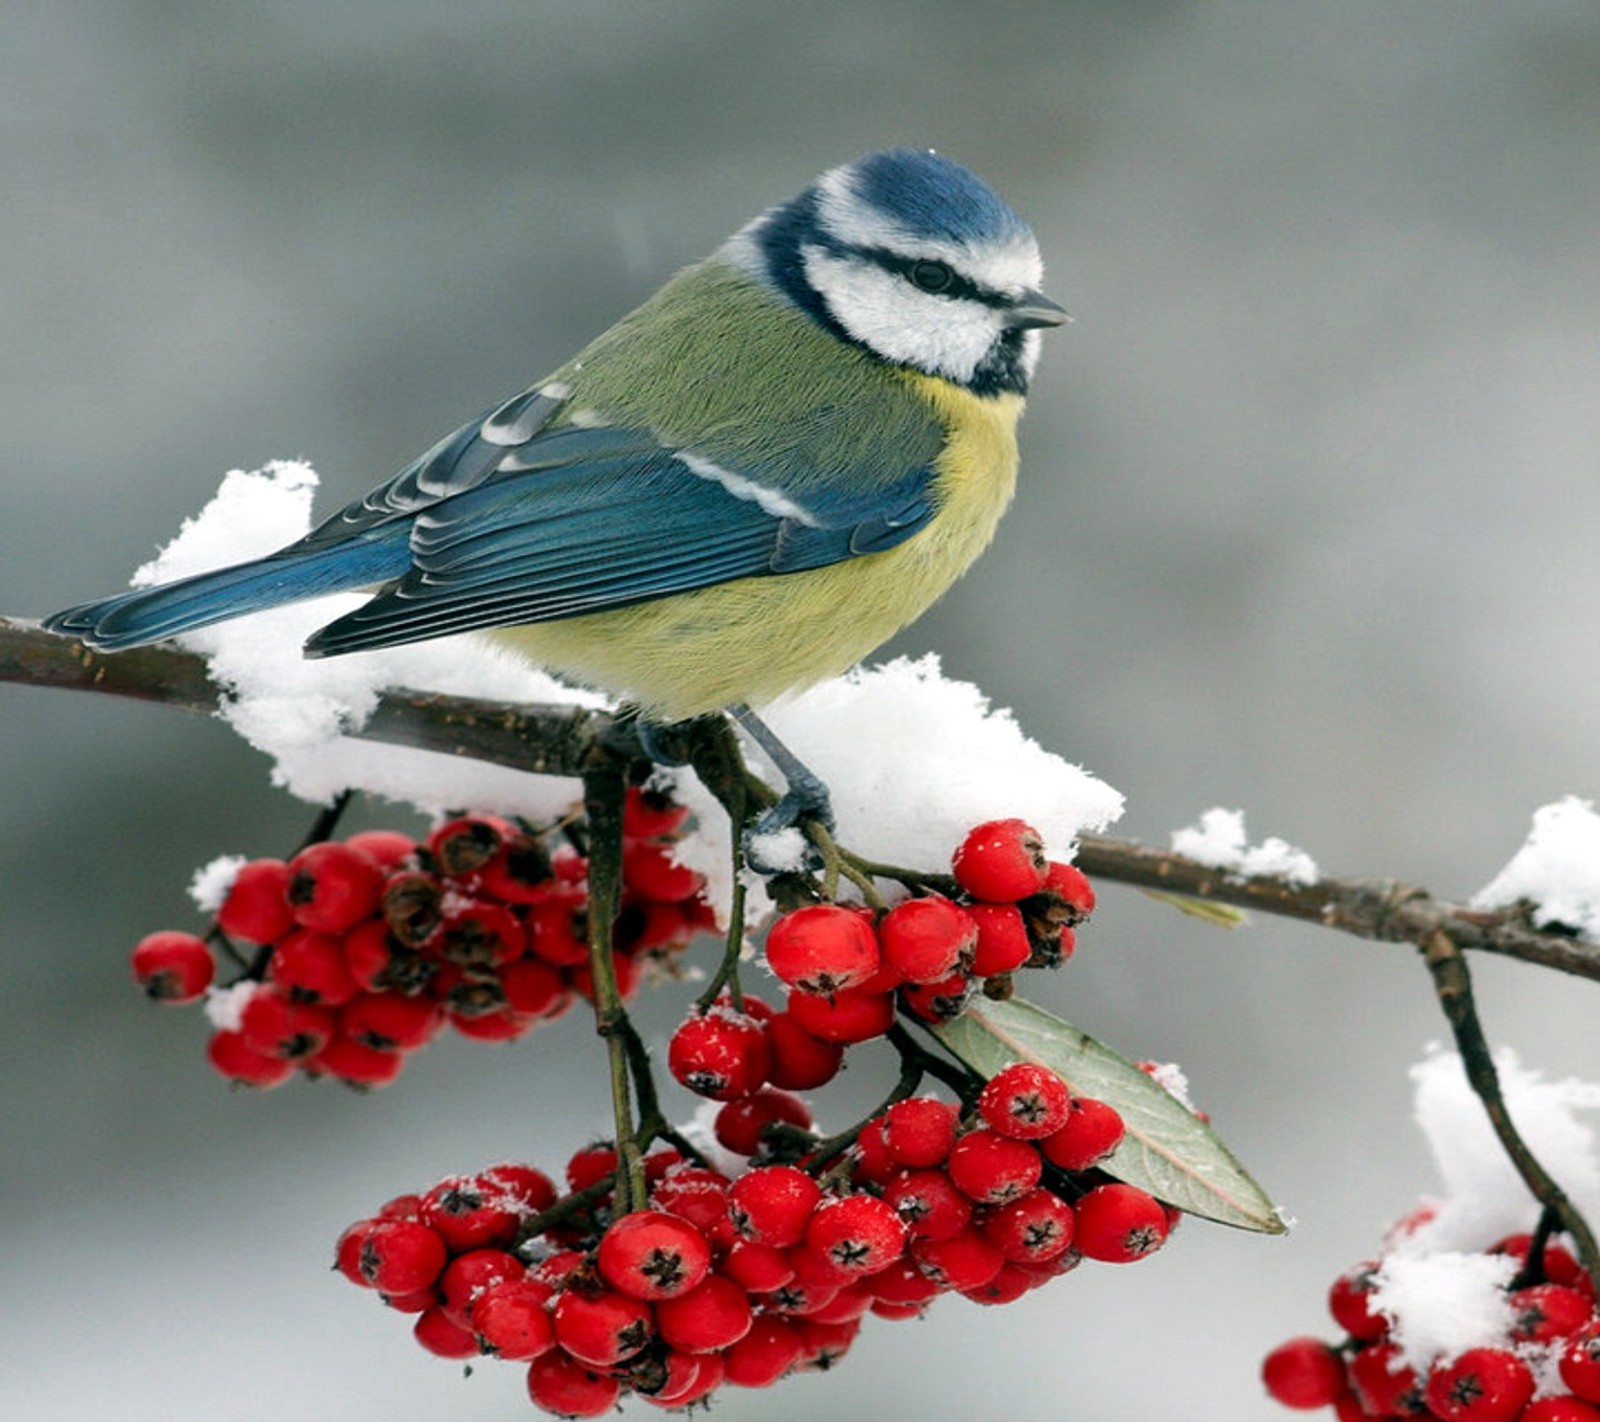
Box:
[335, 1060, 1172, 1417]
[680, 820, 1094, 1077]
[133, 789, 713, 1090]
[1263, 1227, 1600, 1420]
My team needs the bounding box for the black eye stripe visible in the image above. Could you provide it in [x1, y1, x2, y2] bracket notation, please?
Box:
[860, 247, 1007, 309]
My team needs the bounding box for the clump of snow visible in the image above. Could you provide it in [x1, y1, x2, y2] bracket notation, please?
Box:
[1472, 796, 1600, 943]
[202, 981, 260, 1032]
[754, 655, 1123, 868]
[1140, 1060, 1199, 1115]
[1401, 1045, 1600, 1257]
[1371, 1251, 1517, 1371]
[1365, 1046, 1600, 1373]
[136, 462, 606, 822]
[188, 854, 245, 913]
[1170, 807, 1319, 887]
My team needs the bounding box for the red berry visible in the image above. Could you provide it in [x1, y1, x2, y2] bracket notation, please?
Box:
[1034, 860, 1096, 922]
[649, 1166, 733, 1239]
[850, 1117, 897, 1189]
[784, 986, 894, 1044]
[952, 818, 1048, 902]
[470, 1277, 555, 1360]
[425, 814, 510, 877]
[655, 1273, 754, 1353]
[413, 1304, 480, 1359]
[312, 1032, 404, 1087]
[910, 1227, 1006, 1292]
[435, 898, 524, 967]
[668, 1007, 771, 1101]
[130, 930, 214, 1003]
[422, 1172, 524, 1252]
[764, 905, 881, 996]
[623, 785, 692, 838]
[1071, 1182, 1171, 1263]
[238, 987, 335, 1060]
[340, 920, 413, 993]
[622, 838, 705, 902]
[868, 1254, 943, 1306]
[643, 1351, 722, 1408]
[1523, 1399, 1600, 1422]
[1424, 1347, 1535, 1422]
[1040, 1095, 1126, 1171]
[1261, 1336, 1348, 1410]
[978, 1062, 1073, 1140]
[598, 1211, 713, 1301]
[763, 1011, 845, 1090]
[381, 870, 444, 948]
[339, 990, 440, 1053]
[796, 1312, 863, 1361]
[216, 858, 295, 944]
[342, 829, 416, 872]
[722, 1239, 795, 1293]
[897, 972, 976, 1024]
[1562, 1322, 1600, 1402]
[481, 1161, 558, 1214]
[882, 1168, 973, 1242]
[439, 1248, 525, 1325]
[946, 1129, 1043, 1204]
[286, 840, 384, 934]
[1328, 1259, 1390, 1342]
[804, 1193, 907, 1277]
[473, 831, 554, 905]
[883, 1097, 961, 1168]
[715, 1087, 814, 1157]
[1509, 1283, 1594, 1343]
[526, 1350, 622, 1418]
[205, 1028, 295, 1088]
[728, 1165, 822, 1249]
[877, 895, 977, 984]
[967, 901, 1033, 977]
[501, 957, 568, 1019]
[981, 1187, 1076, 1263]
[551, 1285, 654, 1367]
[358, 1218, 448, 1294]
[720, 1314, 803, 1388]
[524, 892, 589, 967]
[268, 927, 359, 1006]
[1347, 1341, 1424, 1417]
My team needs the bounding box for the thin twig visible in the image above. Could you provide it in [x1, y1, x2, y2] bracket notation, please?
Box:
[580, 759, 645, 1215]
[1421, 930, 1600, 1291]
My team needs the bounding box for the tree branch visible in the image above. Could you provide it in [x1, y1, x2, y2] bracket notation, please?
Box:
[4, 613, 1597, 983]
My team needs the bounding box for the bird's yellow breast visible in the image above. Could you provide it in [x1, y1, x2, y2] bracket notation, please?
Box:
[495, 374, 1024, 721]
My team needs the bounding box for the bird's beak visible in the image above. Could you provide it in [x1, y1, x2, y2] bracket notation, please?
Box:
[1006, 289, 1070, 330]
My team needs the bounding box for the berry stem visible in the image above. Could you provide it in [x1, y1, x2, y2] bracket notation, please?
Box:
[1421, 930, 1600, 1292]
[1509, 1205, 1563, 1290]
[581, 759, 646, 1214]
[296, 788, 356, 852]
[694, 778, 751, 1014]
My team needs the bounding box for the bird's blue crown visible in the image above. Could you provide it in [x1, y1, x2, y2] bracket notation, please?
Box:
[725, 149, 1051, 396]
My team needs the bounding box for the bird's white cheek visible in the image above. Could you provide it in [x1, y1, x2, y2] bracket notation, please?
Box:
[802, 246, 997, 385]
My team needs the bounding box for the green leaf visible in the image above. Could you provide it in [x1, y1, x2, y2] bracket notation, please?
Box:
[1140, 888, 1249, 928]
[931, 997, 1286, 1234]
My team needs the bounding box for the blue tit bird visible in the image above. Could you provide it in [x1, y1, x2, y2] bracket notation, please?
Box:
[46, 148, 1067, 835]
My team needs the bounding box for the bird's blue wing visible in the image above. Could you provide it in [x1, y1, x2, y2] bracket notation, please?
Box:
[303, 421, 935, 657]
[294, 384, 570, 548]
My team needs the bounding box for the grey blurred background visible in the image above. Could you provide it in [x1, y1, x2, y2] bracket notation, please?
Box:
[4, 2, 1599, 1418]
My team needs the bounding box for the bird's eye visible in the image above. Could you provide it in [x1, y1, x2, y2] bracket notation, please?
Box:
[908, 260, 955, 294]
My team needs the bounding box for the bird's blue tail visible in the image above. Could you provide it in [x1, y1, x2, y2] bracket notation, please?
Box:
[44, 537, 411, 652]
